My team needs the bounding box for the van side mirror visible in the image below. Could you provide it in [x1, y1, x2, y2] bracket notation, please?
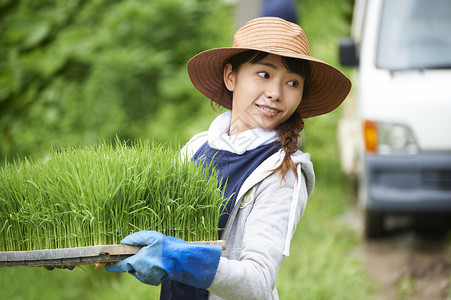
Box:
[339, 38, 359, 66]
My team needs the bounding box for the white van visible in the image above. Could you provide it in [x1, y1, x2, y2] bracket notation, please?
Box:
[339, 0, 451, 237]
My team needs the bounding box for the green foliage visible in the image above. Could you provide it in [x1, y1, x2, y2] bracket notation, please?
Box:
[298, 0, 354, 65]
[277, 111, 377, 300]
[0, 266, 162, 300]
[0, 140, 225, 251]
[0, 0, 232, 161]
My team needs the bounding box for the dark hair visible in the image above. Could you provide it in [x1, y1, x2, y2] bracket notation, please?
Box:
[226, 50, 311, 180]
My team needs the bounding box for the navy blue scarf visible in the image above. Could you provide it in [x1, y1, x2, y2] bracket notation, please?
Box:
[160, 141, 281, 300]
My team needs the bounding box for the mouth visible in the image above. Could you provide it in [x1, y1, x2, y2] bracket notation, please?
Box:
[256, 104, 281, 114]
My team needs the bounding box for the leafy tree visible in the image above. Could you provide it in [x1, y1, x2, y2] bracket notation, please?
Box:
[0, 0, 232, 161]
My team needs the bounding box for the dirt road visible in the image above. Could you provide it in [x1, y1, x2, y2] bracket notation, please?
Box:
[344, 209, 451, 300]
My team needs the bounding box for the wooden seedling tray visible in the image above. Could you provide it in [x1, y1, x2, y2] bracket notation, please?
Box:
[0, 241, 226, 268]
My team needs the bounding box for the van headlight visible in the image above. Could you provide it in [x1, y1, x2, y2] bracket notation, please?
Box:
[363, 120, 418, 154]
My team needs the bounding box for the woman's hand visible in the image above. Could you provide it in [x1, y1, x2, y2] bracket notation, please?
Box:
[105, 230, 222, 288]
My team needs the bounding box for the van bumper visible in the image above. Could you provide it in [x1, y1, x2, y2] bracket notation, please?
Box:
[365, 153, 451, 213]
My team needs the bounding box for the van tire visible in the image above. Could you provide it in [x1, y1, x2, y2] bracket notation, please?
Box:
[364, 210, 385, 238]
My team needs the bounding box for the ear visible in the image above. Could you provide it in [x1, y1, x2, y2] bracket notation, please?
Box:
[223, 63, 236, 92]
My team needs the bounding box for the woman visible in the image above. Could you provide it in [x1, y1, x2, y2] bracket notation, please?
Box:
[106, 17, 351, 300]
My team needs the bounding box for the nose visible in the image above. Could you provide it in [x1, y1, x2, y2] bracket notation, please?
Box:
[265, 80, 282, 101]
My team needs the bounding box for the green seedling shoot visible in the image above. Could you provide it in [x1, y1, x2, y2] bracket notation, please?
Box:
[0, 140, 225, 251]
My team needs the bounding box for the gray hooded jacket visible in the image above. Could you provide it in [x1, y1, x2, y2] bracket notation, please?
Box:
[181, 120, 315, 300]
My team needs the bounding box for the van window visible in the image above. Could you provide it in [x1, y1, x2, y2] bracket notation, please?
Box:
[376, 0, 451, 70]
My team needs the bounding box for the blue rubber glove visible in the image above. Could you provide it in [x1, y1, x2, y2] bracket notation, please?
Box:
[105, 231, 222, 289]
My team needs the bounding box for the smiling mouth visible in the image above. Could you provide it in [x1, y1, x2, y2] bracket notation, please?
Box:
[256, 104, 280, 113]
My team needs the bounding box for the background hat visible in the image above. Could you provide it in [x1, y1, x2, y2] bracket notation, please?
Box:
[187, 17, 351, 118]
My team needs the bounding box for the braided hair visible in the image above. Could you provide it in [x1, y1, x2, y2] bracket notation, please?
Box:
[273, 110, 305, 179]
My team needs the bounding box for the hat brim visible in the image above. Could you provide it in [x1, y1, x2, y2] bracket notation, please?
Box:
[187, 47, 351, 118]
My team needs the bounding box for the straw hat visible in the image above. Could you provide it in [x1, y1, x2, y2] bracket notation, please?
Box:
[187, 17, 351, 119]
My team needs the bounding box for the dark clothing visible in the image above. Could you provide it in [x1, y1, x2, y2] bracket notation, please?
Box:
[194, 141, 281, 239]
[261, 0, 298, 24]
[160, 141, 281, 300]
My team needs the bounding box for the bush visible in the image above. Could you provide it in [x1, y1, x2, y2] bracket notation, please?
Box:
[0, 0, 232, 161]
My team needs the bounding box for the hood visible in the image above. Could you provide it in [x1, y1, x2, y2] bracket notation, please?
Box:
[236, 149, 315, 201]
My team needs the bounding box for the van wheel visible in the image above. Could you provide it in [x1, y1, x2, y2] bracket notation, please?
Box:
[364, 210, 385, 238]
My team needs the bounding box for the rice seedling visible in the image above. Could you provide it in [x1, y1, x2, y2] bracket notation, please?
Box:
[0, 140, 226, 252]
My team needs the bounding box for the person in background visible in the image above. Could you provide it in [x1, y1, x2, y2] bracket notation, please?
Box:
[106, 17, 351, 300]
[261, 0, 299, 24]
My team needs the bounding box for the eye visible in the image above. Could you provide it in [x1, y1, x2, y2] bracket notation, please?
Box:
[287, 80, 299, 87]
[257, 72, 270, 79]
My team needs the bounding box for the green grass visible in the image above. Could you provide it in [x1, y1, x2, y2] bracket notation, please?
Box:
[0, 266, 161, 300]
[276, 111, 377, 300]
[0, 140, 225, 251]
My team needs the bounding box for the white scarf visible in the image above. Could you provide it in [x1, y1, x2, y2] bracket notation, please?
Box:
[207, 111, 279, 155]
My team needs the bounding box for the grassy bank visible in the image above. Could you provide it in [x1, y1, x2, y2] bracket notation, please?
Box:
[276, 110, 376, 300]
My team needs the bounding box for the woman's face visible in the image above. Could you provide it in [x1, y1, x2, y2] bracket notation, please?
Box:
[224, 54, 305, 135]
